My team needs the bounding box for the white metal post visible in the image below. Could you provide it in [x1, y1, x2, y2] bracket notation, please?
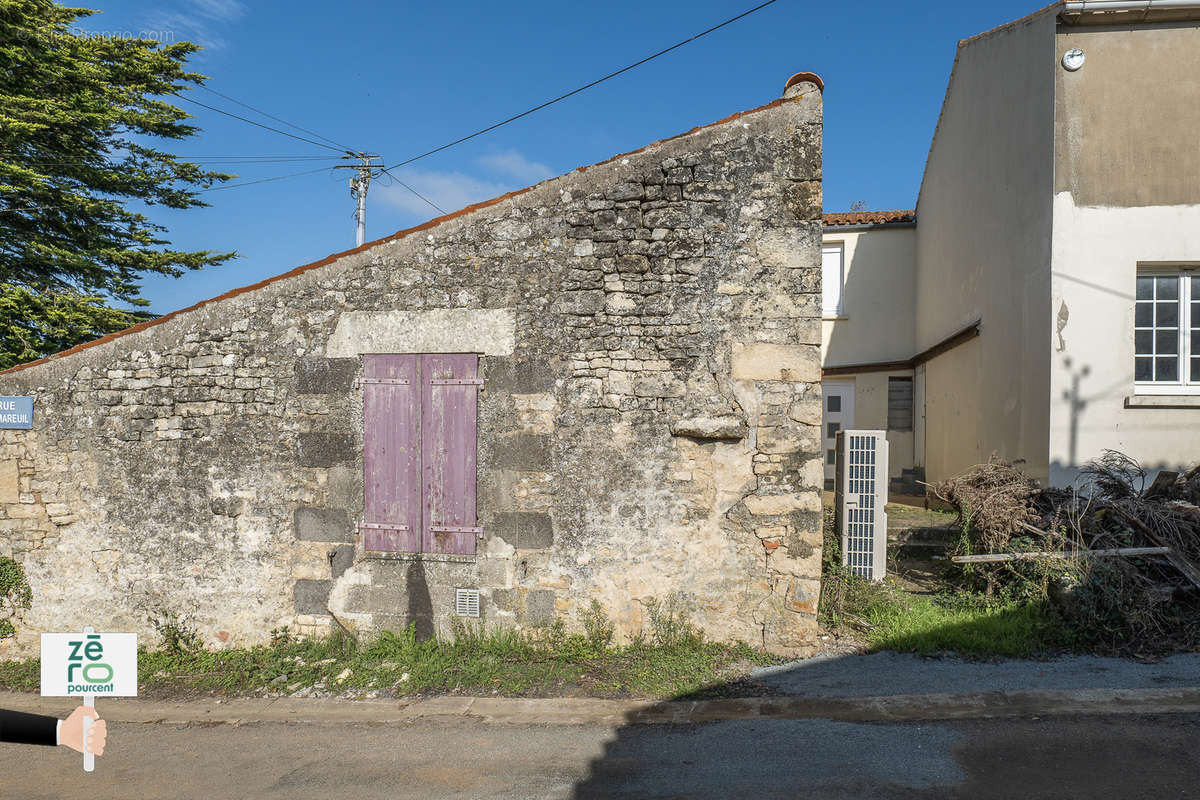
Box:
[354, 167, 368, 247]
[81, 625, 94, 772]
[338, 154, 380, 248]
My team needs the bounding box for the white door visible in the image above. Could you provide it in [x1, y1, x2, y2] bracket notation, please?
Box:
[822, 380, 855, 490]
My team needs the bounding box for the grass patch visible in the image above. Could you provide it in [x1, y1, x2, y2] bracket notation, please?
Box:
[823, 564, 1067, 657]
[820, 504, 1071, 658]
[884, 502, 958, 529]
[0, 655, 39, 692]
[0, 620, 782, 700]
[859, 589, 1067, 658]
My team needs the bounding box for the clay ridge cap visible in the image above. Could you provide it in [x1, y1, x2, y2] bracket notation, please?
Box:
[823, 209, 915, 227]
[1, 92, 817, 377]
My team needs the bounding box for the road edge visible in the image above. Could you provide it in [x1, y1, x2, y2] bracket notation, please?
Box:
[4, 687, 1200, 726]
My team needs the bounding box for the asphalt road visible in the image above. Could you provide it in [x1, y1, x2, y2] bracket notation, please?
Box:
[3, 713, 1198, 799]
[753, 651, 1200, 697]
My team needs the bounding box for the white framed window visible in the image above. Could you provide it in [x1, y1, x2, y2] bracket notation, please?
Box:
[822, 243, 844, 317]
[1134, 271, 1200, 395]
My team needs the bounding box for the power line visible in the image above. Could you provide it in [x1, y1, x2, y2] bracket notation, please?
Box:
[196, 84, 360, 154]
[173, 93, 353, 155]
[187, 157, 342, 165]
[0, 163, 334, 207]
[4, 153, 332, 159]
[196, 165, 334, 193]
[172, 154, 350, 159]
[181, 156, 340, 163]
[5, 155, 342, 167]
[384, 0, 780, 170]
[10, 2, 780, 229]
[380, 167, 446, 215]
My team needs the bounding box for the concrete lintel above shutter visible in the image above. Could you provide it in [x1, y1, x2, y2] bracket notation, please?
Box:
[325, 309, 516, 357]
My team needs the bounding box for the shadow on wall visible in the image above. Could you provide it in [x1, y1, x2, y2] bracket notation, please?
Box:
[1060, 356, 1092, 470]
[1051, 458, 1194, 495]
[1052, 355, 1192, 487]
[406, 560, 434, 641]
[822, 230, 915, 369]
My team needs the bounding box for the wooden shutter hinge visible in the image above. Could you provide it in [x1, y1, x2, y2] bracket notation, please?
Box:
[429, 525, 483, 534]
[429, 378, 484, 386]
[355, 377, 410, 386]
[357, 521, 411, 531]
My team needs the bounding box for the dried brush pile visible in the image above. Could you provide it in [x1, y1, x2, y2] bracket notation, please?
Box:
[931, 451, 1200, 655]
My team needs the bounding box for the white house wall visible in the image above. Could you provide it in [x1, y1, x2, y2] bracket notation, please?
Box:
[1049, 21, 1200, 485]
[1049, 196, 1200, 484]
[821, 228, 916, 367]
[820, 226, 917, 479]
[914, 9, 1058, 482]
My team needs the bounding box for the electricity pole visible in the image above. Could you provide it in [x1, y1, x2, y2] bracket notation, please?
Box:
[334, 153, 383, 247]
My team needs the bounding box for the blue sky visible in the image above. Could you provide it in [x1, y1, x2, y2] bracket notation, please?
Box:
[77, 0, 1040, 314]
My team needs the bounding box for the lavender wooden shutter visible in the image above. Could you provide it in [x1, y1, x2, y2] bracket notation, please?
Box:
[421, 354, 479, 555]
[362, 354, 421, 552]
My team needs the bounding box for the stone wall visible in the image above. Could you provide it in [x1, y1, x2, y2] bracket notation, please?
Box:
[0, 80, 825, 656]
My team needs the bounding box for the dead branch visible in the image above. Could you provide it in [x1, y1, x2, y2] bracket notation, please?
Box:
[1105, 504, 1200, 590]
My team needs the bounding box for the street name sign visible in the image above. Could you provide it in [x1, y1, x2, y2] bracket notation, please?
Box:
[0, 396, 32, 429]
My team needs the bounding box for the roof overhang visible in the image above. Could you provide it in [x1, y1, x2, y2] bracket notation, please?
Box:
[1061, 0, 1200, 24]
[823, 210, 917, 231]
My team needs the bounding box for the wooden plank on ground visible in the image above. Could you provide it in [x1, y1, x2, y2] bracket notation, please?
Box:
[952, 546, 1171, 564]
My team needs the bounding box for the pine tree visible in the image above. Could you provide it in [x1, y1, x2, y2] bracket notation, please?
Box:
[0, 0, 235, 369]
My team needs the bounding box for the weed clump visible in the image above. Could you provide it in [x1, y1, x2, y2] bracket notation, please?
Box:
[643, 594, 703, 649]
[147, 609, 203, 655]
[0, 556, 32, 640]
[582, 599, 615, 652]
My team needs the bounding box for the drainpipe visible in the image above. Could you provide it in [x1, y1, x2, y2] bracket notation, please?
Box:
[1063, 0, 1200, 11]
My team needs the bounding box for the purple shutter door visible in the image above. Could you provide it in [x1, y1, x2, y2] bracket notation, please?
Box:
[421, 354, 479, 555]
[362, 354, 421, 552]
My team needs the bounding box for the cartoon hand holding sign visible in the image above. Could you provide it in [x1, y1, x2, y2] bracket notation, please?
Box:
[38, 627, 136, 771]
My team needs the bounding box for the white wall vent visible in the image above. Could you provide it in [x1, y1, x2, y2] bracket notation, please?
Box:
[834, 430, 889, 581]
[455, 588, 480, 618]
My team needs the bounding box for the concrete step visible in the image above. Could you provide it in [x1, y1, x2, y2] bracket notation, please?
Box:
[889, 525, 957, 559]
[893, 542, 950, 560]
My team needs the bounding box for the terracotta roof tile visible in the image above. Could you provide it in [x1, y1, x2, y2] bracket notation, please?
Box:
[823, 209, 916, 227]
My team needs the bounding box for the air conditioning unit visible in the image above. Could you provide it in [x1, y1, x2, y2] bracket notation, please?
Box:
[834, 430, 889, 580]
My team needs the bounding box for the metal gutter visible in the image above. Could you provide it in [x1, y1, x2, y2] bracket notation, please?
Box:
[1063, 0, 1200, 11]
[822, 221, 917, 233]
[822, 320, 981, 378]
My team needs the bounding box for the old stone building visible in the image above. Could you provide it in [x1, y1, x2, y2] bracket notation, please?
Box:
[0, 74, 825, 656]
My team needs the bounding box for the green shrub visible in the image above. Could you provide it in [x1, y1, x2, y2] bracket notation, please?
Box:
[0, 556, 32, 640]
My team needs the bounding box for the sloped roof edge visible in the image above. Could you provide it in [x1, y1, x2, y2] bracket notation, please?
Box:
[958, 2, 1063, 49]
[914, 4, 1059, 215]
[823, 209, 915, 227]
[2, 90, 817, 377]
